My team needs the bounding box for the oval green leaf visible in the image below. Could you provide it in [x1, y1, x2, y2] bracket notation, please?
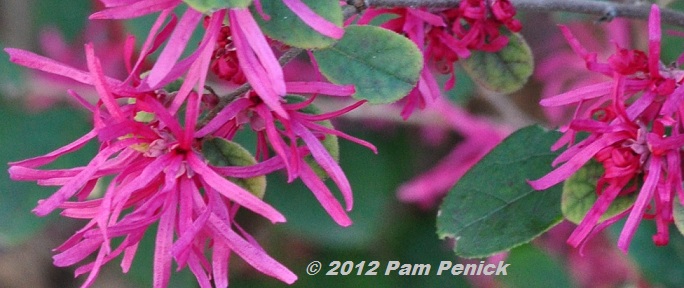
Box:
[253, 0, 342, 49]
[460, 32, 533, 94]
[674, 196, 684, 236]
[183, 0, 252, 13]
[313, 25, 423, 104]
[436, 125, 564, 258]
[562, 160, 637, 224]
[202, 137, 266, 199]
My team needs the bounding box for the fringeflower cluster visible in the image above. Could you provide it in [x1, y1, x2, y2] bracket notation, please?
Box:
[530, 5, 684, 253]
[5, 1, 372, 287]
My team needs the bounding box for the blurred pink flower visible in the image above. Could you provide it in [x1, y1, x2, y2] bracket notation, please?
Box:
[397, 97, 508, 209]
[540, 222, 644, 287]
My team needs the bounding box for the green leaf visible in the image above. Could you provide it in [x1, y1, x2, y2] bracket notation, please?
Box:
[674, 196, 684, 236]
[253, 0, 342, 49]
[460, 32, 533, 94]
[562, 160, 637, 224]
[183, 0, 252, 12]
[499, 244, 574, 288]
[436, 125, 564, 258]
[202, 138, 266, 199]
[313, 25, 423, 104]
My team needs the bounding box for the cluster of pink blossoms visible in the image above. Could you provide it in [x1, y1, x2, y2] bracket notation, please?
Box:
[5, 1, 377, 287]
[357, 0, 521, 118]
[530, 5, 684, 253]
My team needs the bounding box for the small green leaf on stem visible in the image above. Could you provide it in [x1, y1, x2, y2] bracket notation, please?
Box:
[183, 0, 252, 13]
[313, 25, 423, 104]
[202, 137, 266, 198]
[461, 32, 533, 94]
[253, 0, 343, 49]
[561, 160, 636, 224]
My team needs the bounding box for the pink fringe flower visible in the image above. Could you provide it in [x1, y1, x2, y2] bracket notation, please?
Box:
[197, 82, 376, 226]
[529, 5, 684, 253]
[5, 3, 363, 286]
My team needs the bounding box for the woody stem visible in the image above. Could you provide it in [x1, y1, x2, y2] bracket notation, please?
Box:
[362, 0, 684, 26]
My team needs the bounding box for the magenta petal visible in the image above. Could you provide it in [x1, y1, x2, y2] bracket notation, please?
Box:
[417, 66, 441, 102]
[282, 0, 344, 39]
[124, 9, 175, 84]
[528, 134, 623, 190]
[33, 139, 140, 216]
[648, 4, 661, 78]
[153, 185, 178, 288]
[208, 213, 297, 284]
[121, 241, 140, 273]
[299, 163, 352, 226]
[99, 0, 142, 7]
[187, 255, 213, 288]
[90, 0, 180, 19]
[231, 9, 285, 95]
[145, 8, 202, 88]
[302, 121, 378, 154]
[85, 43, 125, 120]
[292, 121, 353, 210]
[285, 81, 355, 97]
[661, 84, 684, 115]
[5, 48, 122, 87]
[567, 181, 625, 247]
[67, 90, 97, 112]
[9, 166, 82, 181]
[187, 152, 286, 223]
[169, 9, 224, 115]
[211, 242, 230, 288]
[407, 8, 446, 27]
[255, 106, 295, 180]
[230, 9, 288, 118]
[618, 157, 662, 253]
[436, 33, 471, 59]
[195, 98, 252, 137]
[211, 156, 286, 178]
[398, 137, 493, 209]
[53, 238, 101, 267]
[539, 81, 613, 107]
[559, 25, 590, 61]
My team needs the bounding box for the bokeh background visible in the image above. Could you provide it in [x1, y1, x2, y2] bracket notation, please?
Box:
[1, 0, 684, 287]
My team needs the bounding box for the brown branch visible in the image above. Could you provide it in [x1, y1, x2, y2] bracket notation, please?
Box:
[364, 0, 684, 27]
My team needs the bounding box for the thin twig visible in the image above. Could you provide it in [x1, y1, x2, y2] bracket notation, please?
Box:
[365, 0, 684, 27]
